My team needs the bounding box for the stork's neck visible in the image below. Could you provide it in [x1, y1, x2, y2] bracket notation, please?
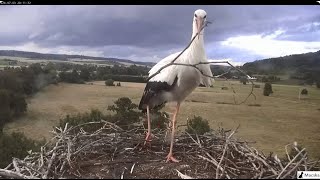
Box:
[190, 31, 205, 49]
[188, 22, 206, 61]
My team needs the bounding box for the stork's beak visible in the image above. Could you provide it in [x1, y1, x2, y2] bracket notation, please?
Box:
[196, 17, 204, 40]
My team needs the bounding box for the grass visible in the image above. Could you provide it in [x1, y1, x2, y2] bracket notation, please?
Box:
[4, 80, 320, 160]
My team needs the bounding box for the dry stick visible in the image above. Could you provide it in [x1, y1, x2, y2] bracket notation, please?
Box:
[147, 35, 257, 105]
[309, 158, 320, 170]
[284, 144, 292, 161]
[293, 144, 308, 171]
[4, 163, 12, 170]
[198, 155, 231, 179]
[216, 125, 239, 179]
[0, 169, 39, 179]
[43, 140, 61, 179]
[12, 158, 21, 173]
[147, 21, 211, 82]
[186, 132, 202, 148]
[276, 148, 306, 179]
[281, 153, 307, 179]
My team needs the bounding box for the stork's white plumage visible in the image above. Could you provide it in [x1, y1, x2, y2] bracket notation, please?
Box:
[138, 9, 213, 162]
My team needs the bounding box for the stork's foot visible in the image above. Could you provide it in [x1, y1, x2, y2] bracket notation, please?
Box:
[144, 132, 152, 146]
[166, 153, 180, 163]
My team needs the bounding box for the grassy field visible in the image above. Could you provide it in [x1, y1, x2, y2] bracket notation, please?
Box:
[4, 80, 320, 159]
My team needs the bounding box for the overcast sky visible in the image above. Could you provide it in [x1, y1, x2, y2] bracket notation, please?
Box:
[0, 5, 320, 65]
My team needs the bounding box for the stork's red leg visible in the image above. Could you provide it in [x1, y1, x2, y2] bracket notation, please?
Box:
[166, 103, 180, 163]
[144, 105, 152, 145]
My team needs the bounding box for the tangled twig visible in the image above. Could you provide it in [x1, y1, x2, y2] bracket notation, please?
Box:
[0, 121, 317, 179]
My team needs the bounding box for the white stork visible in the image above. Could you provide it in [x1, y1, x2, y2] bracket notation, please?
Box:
[138, 9, 213, 163]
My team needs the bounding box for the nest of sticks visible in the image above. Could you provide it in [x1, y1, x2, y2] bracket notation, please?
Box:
[0, 121, 319, 179]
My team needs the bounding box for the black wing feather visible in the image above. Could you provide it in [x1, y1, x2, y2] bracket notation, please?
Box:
[138, 76, 178, 111]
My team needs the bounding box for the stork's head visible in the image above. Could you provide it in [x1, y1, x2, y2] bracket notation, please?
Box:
[193, 9, 207, 39]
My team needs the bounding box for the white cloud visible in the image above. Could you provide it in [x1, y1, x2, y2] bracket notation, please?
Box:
[221, 30, 320, 58]
[264, 29, 286, 39]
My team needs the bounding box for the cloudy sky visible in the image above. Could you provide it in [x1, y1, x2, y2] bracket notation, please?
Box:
[0, 5, 320, 65]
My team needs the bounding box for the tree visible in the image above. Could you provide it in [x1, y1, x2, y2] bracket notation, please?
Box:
[186, 116, 210, 135]
[0, 89, 11, 133]
[263, 82, 273, 96]
[70, 70, 81, 83]
[301, 88, 308, 95]
[80, 68, 91, 81]
[316, 80, 320, 89]
[105, 79, 115, 86]
[240, 76, 248, 85]
[107, 97, 141, 129]
[0, 132, 45, 168]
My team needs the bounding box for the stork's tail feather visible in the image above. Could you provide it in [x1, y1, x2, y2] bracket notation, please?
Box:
[138, 84, 152, 112]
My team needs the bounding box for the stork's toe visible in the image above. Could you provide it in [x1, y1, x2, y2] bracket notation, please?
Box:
[166, 153, 180, 163]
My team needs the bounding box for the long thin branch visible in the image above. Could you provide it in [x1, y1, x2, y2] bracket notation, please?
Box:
[146, 25, 256, 105]
[276, 148, 306, 179]
[147, 21, 211, 82]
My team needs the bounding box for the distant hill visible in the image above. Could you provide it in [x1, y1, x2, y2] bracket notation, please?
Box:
[242, 50, 320, 75]
[0, 50, 156, 66]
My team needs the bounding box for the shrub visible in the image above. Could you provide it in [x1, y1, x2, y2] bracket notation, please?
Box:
[240, 77, 248, 85]
[116, 82, 121, 86]
[105, 79, 115, 86]
[301, 88, 308, 95]
[186, 116, 210, 135]
[263, 82, 273, 96]
[143, 104, 169, 130]
[107, 97, 141, 129]
[58, 109, 105, 133]
[316, 81, 320, 88]
[0, 132, 45, 168]
[143, 112, 170, 130]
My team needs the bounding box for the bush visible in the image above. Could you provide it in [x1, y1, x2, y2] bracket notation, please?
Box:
[301, 88, 308, 95]
[105, 79, 115, 86]
[143, 104, 169, 130]
[59, 109, 105, 133]
[240, 77, 248, 85]
[263, 82, 273, 96]
[116, 82, 121, 86]
[107, 97, 142, 129]
[0, 132, 45, 168]
[316, 81, 320, 88]
[186, 116, 211, 135]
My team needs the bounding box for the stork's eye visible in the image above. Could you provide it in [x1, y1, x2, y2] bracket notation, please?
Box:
[194, 14, 197, 17]
[204, 15, 206, 19]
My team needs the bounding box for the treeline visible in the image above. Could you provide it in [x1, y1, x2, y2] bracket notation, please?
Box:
[0, 63, 58, 132]
[242, 50, 320, 87]
[57, 64, 150, 84]
[0, 50, 155, 66]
